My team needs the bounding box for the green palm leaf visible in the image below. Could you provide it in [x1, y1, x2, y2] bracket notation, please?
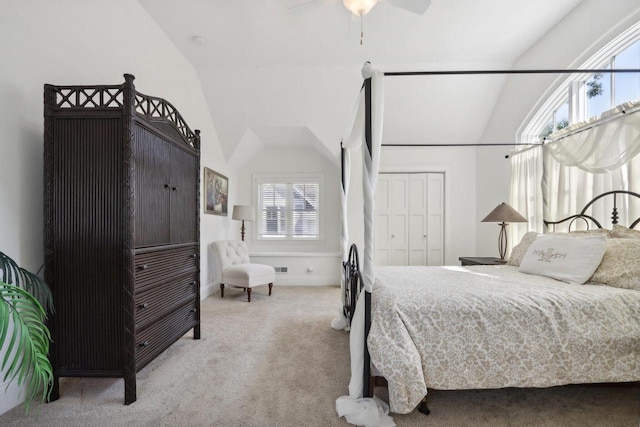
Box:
[0, 250, 54, 412]
[0, 252, 53, 313]
[0, 282, 53, 412]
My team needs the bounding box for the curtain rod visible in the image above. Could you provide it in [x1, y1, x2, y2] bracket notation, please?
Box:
[383, 68, 640, 77]
[543, 104, 640, 144]
[381, 143, 541, 147]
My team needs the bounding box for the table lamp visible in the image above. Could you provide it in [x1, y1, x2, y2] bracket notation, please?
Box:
[232, 205, 254, 241]
[481, 203, 527, 260]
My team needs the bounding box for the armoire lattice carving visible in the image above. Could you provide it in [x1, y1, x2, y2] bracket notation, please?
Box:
[43, 74, 201, 404]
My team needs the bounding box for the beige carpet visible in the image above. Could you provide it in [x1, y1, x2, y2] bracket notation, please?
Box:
[1, 285, 639, 427]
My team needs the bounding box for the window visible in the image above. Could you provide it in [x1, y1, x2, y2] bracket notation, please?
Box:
[256, 176, 321, 240]
[520, 22, 640, 144]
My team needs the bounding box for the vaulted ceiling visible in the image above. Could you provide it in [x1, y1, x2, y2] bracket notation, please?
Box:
[138, 0, 584, 163]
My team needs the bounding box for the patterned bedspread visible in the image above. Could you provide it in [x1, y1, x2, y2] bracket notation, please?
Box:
[369, 265, 640, 414]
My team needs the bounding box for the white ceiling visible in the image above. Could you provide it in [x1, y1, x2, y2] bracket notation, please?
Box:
[138, 0, 584, 162]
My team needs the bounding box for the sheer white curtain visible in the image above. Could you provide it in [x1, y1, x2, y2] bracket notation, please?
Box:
[511, 100, 640, 245]
[545, 101, 640, 173]
[336, 63, 395, 427]
[509, 145, 543, 247]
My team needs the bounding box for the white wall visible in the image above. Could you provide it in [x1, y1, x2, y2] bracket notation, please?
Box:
[0, 0, 232, 414]
[475, 0, 640, 256]
[225, 146, 341, 286]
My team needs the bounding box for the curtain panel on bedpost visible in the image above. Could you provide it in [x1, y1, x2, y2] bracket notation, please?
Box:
[332, 75, 364, 332]
[336, 63, 395, 427]
[331, 144, 351, 331]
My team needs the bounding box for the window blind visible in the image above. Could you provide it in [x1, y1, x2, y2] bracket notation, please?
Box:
[258, 181, 319, 239]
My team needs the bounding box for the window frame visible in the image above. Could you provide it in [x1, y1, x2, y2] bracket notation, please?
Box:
[253, 173, 324, 241]
[519, 21, 640, 144]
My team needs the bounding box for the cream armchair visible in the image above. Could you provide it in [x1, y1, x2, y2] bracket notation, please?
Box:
[211, 240, 275, 302]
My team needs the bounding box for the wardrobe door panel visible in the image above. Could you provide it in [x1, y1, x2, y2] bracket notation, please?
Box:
[170, 145, 198, 243]
[51, 117, 125, 373]
[133, 125, 171, 247]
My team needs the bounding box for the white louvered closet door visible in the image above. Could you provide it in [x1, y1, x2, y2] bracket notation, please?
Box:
[375, 173, 444, 266]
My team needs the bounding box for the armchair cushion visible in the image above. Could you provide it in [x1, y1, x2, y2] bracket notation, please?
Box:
[223, 264, 275, 288]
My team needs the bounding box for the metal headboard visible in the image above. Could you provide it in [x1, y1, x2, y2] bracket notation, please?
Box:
[544, 190, 640, 232]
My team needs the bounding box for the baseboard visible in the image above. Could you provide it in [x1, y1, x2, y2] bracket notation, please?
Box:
[200, 281, 217, 299]
[272, 274, 338, 286]
[0, 380, 25, 415]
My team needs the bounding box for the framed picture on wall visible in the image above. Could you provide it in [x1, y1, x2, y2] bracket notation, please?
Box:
[204, 167, 228, 216]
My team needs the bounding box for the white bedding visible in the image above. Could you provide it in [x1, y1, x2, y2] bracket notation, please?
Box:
[368, 265, 640, 414]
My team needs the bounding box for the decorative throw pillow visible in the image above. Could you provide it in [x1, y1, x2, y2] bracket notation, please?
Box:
[518, 234, 607, 284]
[549, 228, 611, 237]
[610, 224, 640, 239]
[507, 232, 539, 266]
[590, 238, 640, 291]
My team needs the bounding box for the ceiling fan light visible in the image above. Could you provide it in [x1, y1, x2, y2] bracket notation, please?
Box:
[343, 0, 379, 16]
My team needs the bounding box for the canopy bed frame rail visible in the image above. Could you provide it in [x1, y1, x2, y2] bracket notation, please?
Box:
[544, 190, 640, 231]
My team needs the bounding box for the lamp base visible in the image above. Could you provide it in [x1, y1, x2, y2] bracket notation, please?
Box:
[497, 222, 508, 260]
[240, 220, 246, 242]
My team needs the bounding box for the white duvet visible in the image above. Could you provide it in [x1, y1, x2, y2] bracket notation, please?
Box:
[368, 265, 640, 414]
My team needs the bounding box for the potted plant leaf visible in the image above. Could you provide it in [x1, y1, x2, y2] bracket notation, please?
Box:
[0, 250, 54, 412]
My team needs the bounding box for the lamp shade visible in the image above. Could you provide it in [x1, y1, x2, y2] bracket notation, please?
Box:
[343, 0, 379, 16]
[232, 205, 254, 221]
[481, 203, 527, 223]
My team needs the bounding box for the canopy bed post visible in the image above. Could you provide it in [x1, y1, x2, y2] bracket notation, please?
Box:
[363, 76, 373, 399]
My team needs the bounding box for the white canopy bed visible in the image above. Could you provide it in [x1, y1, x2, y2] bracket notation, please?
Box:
[334, 63, 640, 427]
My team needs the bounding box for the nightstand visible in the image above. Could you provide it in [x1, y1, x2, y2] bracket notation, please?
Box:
[458, 257, 507, 266]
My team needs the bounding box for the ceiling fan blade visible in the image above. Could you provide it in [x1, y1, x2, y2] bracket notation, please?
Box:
[288, 0, 320, 11]
[386, 0, 432, 15]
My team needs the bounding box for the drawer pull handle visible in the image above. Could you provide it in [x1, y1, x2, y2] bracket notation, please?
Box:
[191, 253, 197, 258]
[138, 302, 149, 309]
[138, 341, 149, 348]
[190, 308, 197, 313]
[137, 264, 148, 271]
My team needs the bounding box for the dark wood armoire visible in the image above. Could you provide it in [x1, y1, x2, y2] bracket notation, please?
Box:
[43, 74, 201, 404]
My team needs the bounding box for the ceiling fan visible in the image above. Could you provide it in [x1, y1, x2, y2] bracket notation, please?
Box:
[342, 0, 432, 16]
[290, 0, 431, 16]
[289, 0, 432, 44]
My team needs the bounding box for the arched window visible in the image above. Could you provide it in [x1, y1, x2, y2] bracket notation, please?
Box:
[520, 21, 640, 144]
[510, 21, 640, 247]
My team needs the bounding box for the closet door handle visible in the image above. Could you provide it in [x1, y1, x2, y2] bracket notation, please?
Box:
[172, 186, 178, 191]
[138, 341, 150, 348]
[191, 253, 197, 258]
[137, 264, 148, 271]
[164, 184, 170, 189]
[138, 302, 149, 309]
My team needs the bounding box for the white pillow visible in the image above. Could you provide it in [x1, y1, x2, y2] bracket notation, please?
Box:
[518, 234, 607, 284]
